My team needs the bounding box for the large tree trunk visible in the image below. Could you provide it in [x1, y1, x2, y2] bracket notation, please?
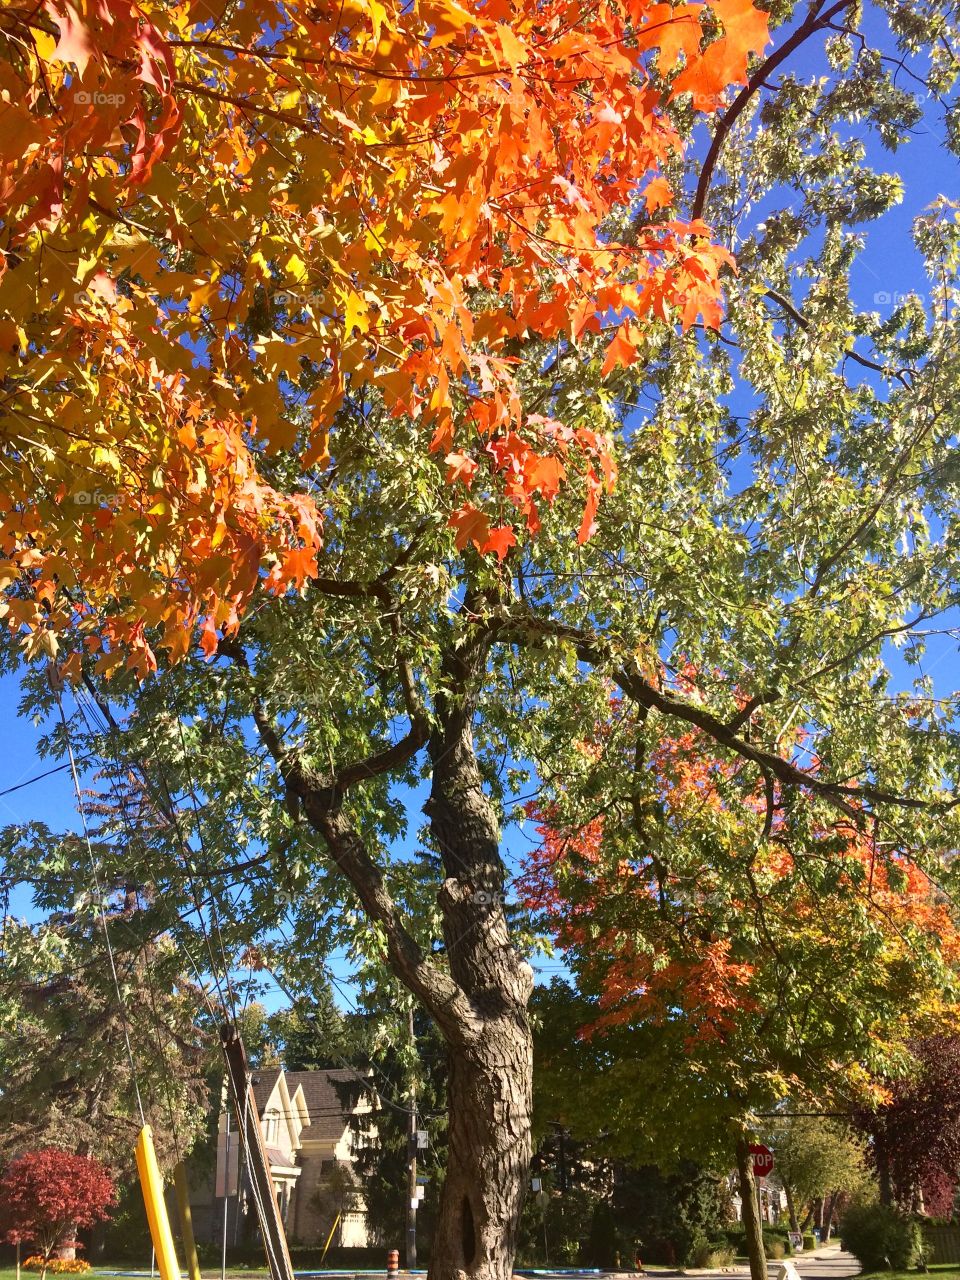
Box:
[288, 621, 534, 1280]
[735, 1138, 767, 1280]
[429, 1022, 533, 1278]
[424, 633, 534, 1280]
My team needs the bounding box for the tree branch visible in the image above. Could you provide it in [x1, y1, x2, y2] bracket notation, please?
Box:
[217, 637, 476, 1039]
[491, 612, 953, 819]
[691, 0, 858, 220]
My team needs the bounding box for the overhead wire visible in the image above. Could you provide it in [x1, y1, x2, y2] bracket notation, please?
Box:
[66, 680, 294, 1280]
[53, 675, 147, 1129]
[0, 761, 75, 798]
[73, 684, 236, 1026]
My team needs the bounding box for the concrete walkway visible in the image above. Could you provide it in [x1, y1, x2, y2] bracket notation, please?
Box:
[680, 1244, 859, 1280]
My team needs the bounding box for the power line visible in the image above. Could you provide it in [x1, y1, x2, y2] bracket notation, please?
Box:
[0, 761, 74, 798]
[54, 674, 147, 1129]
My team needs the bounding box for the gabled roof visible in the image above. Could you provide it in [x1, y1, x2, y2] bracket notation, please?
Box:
[284, 1069, 373, 1142]
[245, 1067, 374, 1145]
[249, 1069, 283, 1113]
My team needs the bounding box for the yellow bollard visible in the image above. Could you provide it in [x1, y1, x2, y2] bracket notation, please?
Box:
[135, 1126, 182, 1280]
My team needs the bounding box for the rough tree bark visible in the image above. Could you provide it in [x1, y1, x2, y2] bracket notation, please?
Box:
[423, 638, 534, 1280]
[784, 1181, 800, 1235]
[735, 1138, 767, 1280]
[237, 622, 534, 1280]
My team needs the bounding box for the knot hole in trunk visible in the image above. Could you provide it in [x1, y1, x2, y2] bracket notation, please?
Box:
[461, 1195, 476, 1267]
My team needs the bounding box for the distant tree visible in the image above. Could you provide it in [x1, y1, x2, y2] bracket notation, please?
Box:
[269, 994, 358, 1071]
[347, 1008, 448, 1257]
[0, 914, 209, 1175]
[854, 1037, 960, 1214]
[613, 1162, 732, 1268]
[0, 1150, 115, 1280]
[765, 1117, 869, 1236]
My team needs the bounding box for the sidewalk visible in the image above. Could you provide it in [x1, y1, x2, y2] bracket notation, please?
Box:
[596, 1241, 851, 1280]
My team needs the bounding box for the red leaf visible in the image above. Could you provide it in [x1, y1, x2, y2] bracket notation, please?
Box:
[445, 451, 479, 486]
[481, 524, 517, 561]
[577, 475, 601, 545]
[45, 0, 93, 74]
[448, 503, 490, 552]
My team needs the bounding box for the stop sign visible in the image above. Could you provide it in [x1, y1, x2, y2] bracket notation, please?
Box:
[750, 1144, 775, 1178]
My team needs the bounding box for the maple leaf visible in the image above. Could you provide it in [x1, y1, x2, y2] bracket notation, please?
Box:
[448, 503, 491, 552]
[45, 0, 94, 74]
[600, 324, 638, 378]
[712, 0, 770, 61]
[644, 175, 674, 213]
[577, 476, 601, 545]
[445, 451, 480, 485]
[481, 525, 517, 561]
[199, 615, 220, 659]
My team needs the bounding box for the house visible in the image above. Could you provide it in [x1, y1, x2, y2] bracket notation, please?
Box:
[189, 1067, 376, 1248]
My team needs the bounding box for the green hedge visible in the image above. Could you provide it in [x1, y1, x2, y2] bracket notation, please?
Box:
[193, 1244, 390, 1270]
[840, 1203, 922, 1272]
[802, 1233, 816, 1252]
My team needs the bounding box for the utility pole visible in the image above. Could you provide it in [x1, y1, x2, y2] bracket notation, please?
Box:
[220, 1025, 296, 1280]
[407, 1006, 418, 1269]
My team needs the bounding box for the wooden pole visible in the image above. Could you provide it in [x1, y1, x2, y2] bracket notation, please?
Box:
[220, 1025, 295, 1280]
[173, 1162, 202, 1280]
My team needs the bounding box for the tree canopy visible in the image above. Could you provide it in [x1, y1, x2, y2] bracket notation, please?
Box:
[5, 0, 960, 1275]
[0, 0, 768, 673]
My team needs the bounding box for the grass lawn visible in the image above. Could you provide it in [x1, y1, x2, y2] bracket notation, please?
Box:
[858, 1269, 960, 1280]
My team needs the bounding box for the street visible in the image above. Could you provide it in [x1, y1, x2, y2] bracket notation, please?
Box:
[784, 1250, 859, 1280]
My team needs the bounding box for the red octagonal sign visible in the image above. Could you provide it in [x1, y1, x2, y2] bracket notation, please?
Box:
[750, 1143, 775, 1178]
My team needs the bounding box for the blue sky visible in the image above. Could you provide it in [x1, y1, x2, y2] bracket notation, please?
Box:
[2, 2, 959, 1006]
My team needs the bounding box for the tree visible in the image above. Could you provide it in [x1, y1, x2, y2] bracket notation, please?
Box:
[6, 3, 960, 1278]
[269, 995, 359, 1072]
[0, 0, 757, 674]
[0, 1149, 115, 1280]
[764, 1118, 869, 1236]
[520, 717, 960, 1280]
[0, 911, 210, 1175]
[854, 1037, 960, 1215]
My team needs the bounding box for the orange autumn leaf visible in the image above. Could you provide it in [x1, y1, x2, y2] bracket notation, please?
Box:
[601, 324, 639, 378]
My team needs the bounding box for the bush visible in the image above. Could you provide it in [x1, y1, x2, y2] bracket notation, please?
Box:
[23, 1260, 92, 1273]
[802, 1233, 816, 1252]
[840, 1202, 922, 1271]
[724, 1226, 792, 1258]
[691, 1240, 735, 1268]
